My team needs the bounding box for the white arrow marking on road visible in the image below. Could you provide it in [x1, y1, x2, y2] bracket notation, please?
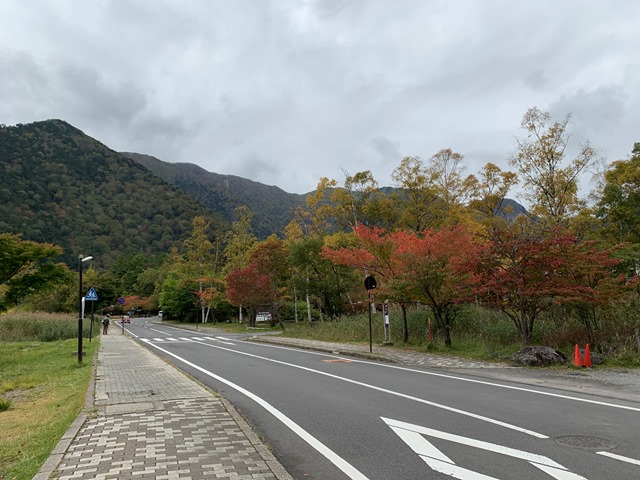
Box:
[187, 339, 546, 438]
[382, 417, 588, 480]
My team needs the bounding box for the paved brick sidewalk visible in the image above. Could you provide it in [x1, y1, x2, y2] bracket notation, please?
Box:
[35, 332, 292, 480]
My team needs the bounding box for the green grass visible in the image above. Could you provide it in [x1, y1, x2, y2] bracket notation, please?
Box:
[0, 311, 99, 342]
[278, 304, 640, 366]
[0, 313, 97, 480]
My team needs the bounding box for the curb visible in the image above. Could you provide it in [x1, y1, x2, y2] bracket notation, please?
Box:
[128, 334, 295, 480]
[33, 344, 99, 480]
[247, 335, 396, 363]
[220, 396, 294, 480]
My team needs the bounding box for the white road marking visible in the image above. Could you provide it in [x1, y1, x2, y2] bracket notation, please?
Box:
[148, 327, 169, 334]
[383, 417, 588, 480]
[204, 336, 235, 345]
[187, 339, 546, 438]
[596, 451, 640, 465]
[153, 337, 164, 342]
[144, 342, 369, 480]
[243, 341, 640, 413]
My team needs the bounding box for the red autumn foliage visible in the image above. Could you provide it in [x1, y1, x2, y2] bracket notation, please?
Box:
[460, 230, 629, 344]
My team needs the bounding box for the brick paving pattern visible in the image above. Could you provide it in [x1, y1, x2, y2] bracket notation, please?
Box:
[39, 333, 290, 480]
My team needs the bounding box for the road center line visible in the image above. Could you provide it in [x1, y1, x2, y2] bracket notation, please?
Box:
[186, 339, 547, 438]
[142, 340, 369, 480]
[244, 341, 640, 413]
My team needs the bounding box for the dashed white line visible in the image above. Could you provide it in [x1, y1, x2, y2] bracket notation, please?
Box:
[187, 339, 547, 438]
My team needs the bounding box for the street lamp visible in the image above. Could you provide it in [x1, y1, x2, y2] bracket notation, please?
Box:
[78, 255, 93, 363]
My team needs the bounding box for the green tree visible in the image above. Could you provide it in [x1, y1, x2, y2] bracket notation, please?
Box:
[289, 234, 356, 318]
[598, 143, 640, 244]
[391, 156, 440, 233]
[223, 206, 257, 274]
[0, 233, 69, 311]
[510, 107, 596, 229]
[330, 170, 394, 229]
[184, 216, 214, 323]
[223, 206, 257, 322]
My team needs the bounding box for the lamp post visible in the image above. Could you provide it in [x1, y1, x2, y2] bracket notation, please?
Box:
[78, 255, 93, 363]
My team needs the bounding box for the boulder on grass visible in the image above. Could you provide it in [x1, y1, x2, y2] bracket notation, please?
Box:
[511, 346, 567, 367]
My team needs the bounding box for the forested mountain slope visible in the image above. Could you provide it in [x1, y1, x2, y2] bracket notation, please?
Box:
[122, 152, 306, 239]
[0, 119, 528, 269]
[0, 120, 222, 267]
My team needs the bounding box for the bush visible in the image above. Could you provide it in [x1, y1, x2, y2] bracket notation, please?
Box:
[0, 398, 11, 412]
[278, 301, 322, 322]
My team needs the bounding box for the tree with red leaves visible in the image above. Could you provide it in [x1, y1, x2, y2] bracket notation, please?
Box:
[226, 264, 277, 327]
[462, 228, 629, 344]
[394, 226, 476, 347]
[323, 226, 413, 341]
[323, 225, 476, 346]
[225, 235, 289, 327]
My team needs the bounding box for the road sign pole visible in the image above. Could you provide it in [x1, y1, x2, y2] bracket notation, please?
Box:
[368, 290, 372, 353]
[364, 275, 376, 354]
[118, 296, 126, 334]
[89, 300, 94, 341]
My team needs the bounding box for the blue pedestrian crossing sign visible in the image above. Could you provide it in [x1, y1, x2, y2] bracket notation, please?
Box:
[85, 287, 98, 301]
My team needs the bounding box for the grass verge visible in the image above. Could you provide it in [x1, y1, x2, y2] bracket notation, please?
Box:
[0, 338, 97, 480]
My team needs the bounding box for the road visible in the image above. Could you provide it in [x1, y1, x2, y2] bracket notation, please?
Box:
[119, 317, 640, 480]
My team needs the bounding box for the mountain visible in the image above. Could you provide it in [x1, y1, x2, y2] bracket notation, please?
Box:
[0, 120, 223, 267]
[122, 153, 306, 239]
[0, 119, 529, 269]
[496, 198, 528, 222]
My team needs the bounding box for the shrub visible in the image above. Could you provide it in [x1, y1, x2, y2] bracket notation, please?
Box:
[0, 398, 11, 412]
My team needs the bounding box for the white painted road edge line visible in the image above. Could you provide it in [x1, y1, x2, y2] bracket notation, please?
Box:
[189, 339, 547, 438]
[244, 340, 640, 413]
[140, 339, 369, 480]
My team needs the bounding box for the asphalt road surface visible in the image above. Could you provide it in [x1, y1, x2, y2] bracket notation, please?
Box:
[121, 318, 640, 480]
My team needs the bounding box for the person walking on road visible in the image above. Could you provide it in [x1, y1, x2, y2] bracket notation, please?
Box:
[102, 314, 110, 335]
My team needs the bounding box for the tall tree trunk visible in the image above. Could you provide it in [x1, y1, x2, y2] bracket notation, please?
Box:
[306, 287, 312, 323]
[293, 281, 298, 323]
[401, 303, 409, 343]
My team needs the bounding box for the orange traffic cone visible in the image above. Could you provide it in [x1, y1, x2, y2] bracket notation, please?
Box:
[584, 344, 592, 368]
[573, 344, 582, 367]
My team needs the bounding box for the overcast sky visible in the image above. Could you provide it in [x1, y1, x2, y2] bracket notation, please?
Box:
[1, 1, 639, 197]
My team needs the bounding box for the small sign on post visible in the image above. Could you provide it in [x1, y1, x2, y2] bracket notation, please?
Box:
[383, 300, 393, 346]
[118, 297, 126, 334]
[85, 287, 98, 341]
[85, 287, 99, 301]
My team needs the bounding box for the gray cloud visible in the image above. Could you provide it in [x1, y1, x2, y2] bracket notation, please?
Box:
[1, 0, 639, 194]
